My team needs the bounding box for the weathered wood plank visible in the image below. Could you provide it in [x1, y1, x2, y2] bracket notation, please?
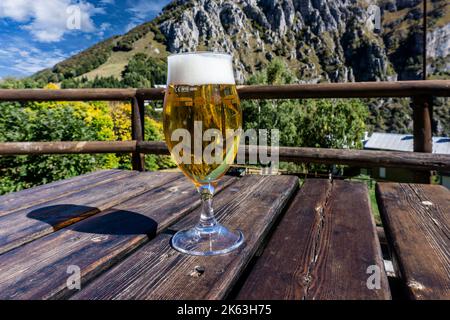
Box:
[2, 81, 449, 102]
[1, 141, 449, 172]
[71, 175, 299, 300]
[0, 170, 134, 217]
[131, 97, 145, 171]
[0, 175, 236, 300]
[0, 141, 136, 155]
[376, 183, 450, 299]
[237, 179, 390, 300]
[0, 171, 181, 255]
[138, 142, 450, 172]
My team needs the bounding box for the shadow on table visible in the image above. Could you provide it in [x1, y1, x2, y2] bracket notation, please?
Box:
[27, 204, 158, 237]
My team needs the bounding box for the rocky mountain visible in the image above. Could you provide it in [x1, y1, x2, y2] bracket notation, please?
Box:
[28, 0, 449, 134]
[31, 0, 449, 85]
[158, 0, 402, 84]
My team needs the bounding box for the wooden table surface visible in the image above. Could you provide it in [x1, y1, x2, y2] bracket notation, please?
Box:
[0, 170, 448, 300]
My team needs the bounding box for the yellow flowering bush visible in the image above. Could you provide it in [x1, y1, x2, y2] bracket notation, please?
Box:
[0, 93, 174, 194]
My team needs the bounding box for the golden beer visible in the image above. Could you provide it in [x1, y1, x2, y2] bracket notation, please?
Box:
[163, 84, 241, 186]
[163, 52, 244, 256]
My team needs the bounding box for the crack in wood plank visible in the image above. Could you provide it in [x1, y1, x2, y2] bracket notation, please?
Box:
[70, 175, 299, 300]
[0, 175, 237, 300]
[302, 180, 333, 300]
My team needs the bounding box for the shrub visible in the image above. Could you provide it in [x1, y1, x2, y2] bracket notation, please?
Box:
[0, 100, 117, 194]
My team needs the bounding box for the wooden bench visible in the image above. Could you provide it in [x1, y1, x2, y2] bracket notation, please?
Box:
[376, 183, 450, 300]
[0, 170, 447, 300]
[236, 179, 390, 300]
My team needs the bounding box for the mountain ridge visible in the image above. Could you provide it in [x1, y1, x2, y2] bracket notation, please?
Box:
[25, 0, 449, 136]
[31, 0, 449, 84]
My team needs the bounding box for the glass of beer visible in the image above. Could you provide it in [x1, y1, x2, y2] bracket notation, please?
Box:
[163, 52, 244, 256]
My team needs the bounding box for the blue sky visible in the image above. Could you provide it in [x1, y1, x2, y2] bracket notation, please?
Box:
[0, 0, 171, 79]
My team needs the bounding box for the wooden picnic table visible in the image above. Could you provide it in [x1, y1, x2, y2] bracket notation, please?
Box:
[0, 169, 448, 300]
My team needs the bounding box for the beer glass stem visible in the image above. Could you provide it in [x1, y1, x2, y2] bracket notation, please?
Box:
[171, 181, 243, 255]
[197, 184, 218, 230]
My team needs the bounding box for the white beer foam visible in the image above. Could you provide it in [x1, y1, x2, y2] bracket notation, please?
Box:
[167, 52, 235, 85]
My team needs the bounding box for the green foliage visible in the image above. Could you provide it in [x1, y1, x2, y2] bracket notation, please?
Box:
[114, 22, 166, 52]
[104, 102, 175, 171]
[32, 37, 117, 83]
[113, 41, 134, 52]
[366, 98, 413, 134]
[265, 58, 296, 84]
[241, 59, 368, 172]
[0, 100, 117, 194]
[144, 117, 176, 171]
[60, 54, 166, 89]
[0, 77, 45, 89]
[121, 53, 166, 88]
[61, 76, 124, 89]
[298, 99, 368, 149]
[0, 99, 174, 194]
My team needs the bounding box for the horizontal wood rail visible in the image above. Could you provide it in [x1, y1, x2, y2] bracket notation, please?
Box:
[1, 141, 449, 172]
[0, 141, 136, 154]
[236, 80, 450, 99]
[0, 80, 449, 101]
[1, 80, 449, 178]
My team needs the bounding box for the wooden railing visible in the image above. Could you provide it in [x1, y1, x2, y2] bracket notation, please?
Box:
[1, 80, 450, 182]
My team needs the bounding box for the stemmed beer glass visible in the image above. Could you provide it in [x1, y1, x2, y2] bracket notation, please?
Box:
[163, 52, 244, 256]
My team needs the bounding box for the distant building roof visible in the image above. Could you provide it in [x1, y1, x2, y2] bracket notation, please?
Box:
[364, 132, 450, 154]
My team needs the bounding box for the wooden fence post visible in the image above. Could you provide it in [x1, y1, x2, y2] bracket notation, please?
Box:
[412, 95, 433, 183]
[131, 96, 145, 171]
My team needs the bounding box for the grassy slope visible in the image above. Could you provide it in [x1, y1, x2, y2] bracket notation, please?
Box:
[33, 0, 449, 83]
[79, 32, 169, 81]
[382, 0, 450, 52]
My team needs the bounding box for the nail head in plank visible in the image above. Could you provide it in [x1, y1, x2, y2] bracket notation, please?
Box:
[237, 179, 391, 300]
[71, 175, 299, 300]
[376, 182, 450, 300]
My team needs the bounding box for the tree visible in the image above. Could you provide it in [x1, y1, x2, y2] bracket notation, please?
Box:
[121, 53, 166, 88]
[109, 102, 175, 171]
[0, 100, 117, 194]
[241, 59, 368, 172]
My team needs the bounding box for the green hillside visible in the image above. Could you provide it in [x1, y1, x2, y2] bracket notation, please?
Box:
[7, 0, 449, 136]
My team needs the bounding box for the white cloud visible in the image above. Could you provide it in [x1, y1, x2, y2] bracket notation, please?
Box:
[127, 0, 166, 20]
[0, 0, 103, 42]
[125, 22, 138, 32]
[97, 22, 111, 37]
[125, 0, 168, 32]
[0, 43, 67, 76]
[100, 22, 111, 30]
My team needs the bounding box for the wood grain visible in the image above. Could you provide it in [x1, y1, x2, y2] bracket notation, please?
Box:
[235, 80, 450, 99]
[71, 175, 299, 300]
[376, 183, 450, 299]
[412, 95, 433, 183]
[0, 171, 180, 255]
[131, 97, 145, 171]
[0, 175, 236, 300]
[1, 81, 449, 102]
[1, 141, 448, 172]
[138, 142, 450, 172]
[0, 170, 133, 217]
[237, 179, 391, 300]
[0, 141, 136, 155]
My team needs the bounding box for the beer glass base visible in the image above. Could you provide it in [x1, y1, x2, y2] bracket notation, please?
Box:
[171, 224, 244, 256]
